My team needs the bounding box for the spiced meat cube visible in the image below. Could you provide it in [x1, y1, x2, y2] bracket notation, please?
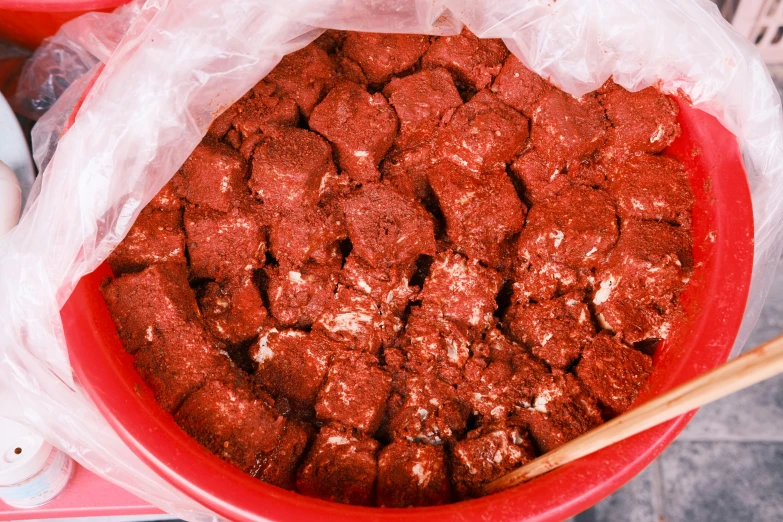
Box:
[418, 252, 503, 337]
[133, 322, 237, 412]
[576, 332, 653, 416]
[312, 29, 346, 52]
[316, 167, 356, 211]
[198, 275, 268, 345]
[180, 138, 249, 212]
[206, 103, 238, 141]
[505, 292, 595, 369]
[230, 81, 299, 140]
[460, 358, 521, 423]
[509, 148, 566, 205]
[530, 90, 608, 169]
[296, 423, 379, 505]
[184, 202, 266, 281]
[611, 218, 693, 269]
[382, 345, 409, 389]
[107, 209, 186, 275]
[249, 128, 337, 214]
[343, 32, 430, 85]
[312, 286, 399, 355]
[510, 147, 609, 206]
[265, 43, 338, 117]
[461, 348, 553, 424]
[511, 258, 587, 304]
[598, 79, 680, 155]
[377, 440, 451, 507]
[427, 162, 526, 268]
[268, 206, 345, 269]
[450, 424, 536, 499]
[435, 90, 528, 173]
[265, 261, 339, 328]
[336, 56, 368, 86]
[490, 54, 554, 117]
[339, 255, 418, 315]
[309, 81, 398, 183]
[471, 328, 525, 363]
[343, 182, 436, 269]
[378, 347, 410, 440]
[388, 371, 470, 445]
[592, 271, 678, 344]
[101, 263, 201, 354]
[380, 142, 435, 201]
[512, 149, 604, 204]
[422, 28, 508, 91]
[515, 185, 618, 271]
[225, 129, 244, 152]
[175, 379, 284, 473]
[515, 373, 603, 453]
[509, 351, 560, 401]
[315, 352, 392, 434]
[147, 171, 185, 211]
[254, 420, 313, 490]
[593, 220, 691, 343]
[251, 328, 335, 410]
[563, 153, 612, 188]
[402, 307, 472, 383]
[608, 154, 693, 227]
[383, 68, 462, 149]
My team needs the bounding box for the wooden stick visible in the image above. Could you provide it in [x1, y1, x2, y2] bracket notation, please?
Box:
[485, 332, 783, 495]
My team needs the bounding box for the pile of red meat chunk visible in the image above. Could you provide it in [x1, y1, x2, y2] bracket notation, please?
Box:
[101, 28, 693, 506]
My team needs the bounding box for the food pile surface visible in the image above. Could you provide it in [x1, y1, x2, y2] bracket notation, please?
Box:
[101, 28, 693, 506]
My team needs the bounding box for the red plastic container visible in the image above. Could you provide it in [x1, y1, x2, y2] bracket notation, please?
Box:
[60, 98, 754, 521]
[0, 1, 127, 50]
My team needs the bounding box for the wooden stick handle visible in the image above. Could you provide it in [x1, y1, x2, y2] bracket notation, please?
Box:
[485, 332, 783, 494]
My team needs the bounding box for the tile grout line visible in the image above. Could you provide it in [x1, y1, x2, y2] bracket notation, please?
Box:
[651, 459, 666, 522]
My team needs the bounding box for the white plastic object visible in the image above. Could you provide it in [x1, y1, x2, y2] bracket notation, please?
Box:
[0, 92, 35, 209]
[0, 418, 74, 508]
[1, 1, 783, 520]
[0, 162, 22, 236]
[731, 0, 783, 63]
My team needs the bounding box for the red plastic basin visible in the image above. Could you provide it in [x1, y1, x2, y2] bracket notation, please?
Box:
[60, 98, 754, 521]
[0, 1, 128, 49]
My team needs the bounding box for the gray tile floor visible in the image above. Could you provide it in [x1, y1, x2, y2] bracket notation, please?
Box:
[574, 255, 783, 522]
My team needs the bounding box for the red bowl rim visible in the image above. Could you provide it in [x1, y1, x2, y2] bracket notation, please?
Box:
[61, 89, 754, 521]
[0, 1, 126, 12]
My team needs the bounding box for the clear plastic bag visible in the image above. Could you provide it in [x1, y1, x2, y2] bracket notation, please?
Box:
[2, 0, 782, 519]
